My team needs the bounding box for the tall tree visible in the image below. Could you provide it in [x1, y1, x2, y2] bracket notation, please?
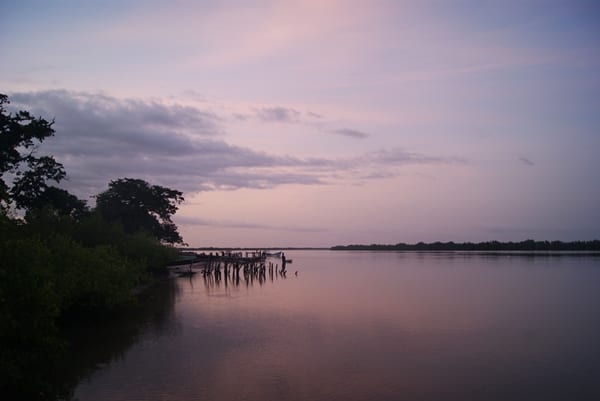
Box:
[95, 178, 184, 244]
[0, 94, 66, 212]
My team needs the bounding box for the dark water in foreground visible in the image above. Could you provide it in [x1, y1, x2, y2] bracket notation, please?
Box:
[72, 251, 600, 401]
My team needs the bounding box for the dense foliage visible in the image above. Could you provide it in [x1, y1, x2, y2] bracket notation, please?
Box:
[331, 240, 600, 251]
[0, 94, 181, 400]
[96, 178, 184, 244]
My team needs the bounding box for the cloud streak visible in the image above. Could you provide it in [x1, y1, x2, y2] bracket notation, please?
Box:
[175, 216, 327, 232]
[7, 90, 462, 199]
[250, 106, 369, 140]
[519, 157, 535, 166]
[255, 107, 301, 123]
[330, 128, 370, 139]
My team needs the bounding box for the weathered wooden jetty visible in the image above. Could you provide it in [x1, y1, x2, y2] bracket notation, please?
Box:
[168, 251, 290, 282]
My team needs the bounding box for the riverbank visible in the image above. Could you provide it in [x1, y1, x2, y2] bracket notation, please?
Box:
[0, 215, 178, 401]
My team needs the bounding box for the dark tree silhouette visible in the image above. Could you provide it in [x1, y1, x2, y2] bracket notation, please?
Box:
[26, 186, 89, 221]
[0, 93, 66, 212]
[95, 178, 184, 244]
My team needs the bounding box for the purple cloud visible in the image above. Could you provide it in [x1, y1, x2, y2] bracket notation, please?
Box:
[7, 90, 463, 200]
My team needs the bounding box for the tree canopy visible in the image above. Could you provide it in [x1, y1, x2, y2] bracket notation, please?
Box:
[0, 93, 66, 213]
[95, 178, 185, 244]
[25, 186, 89, 221]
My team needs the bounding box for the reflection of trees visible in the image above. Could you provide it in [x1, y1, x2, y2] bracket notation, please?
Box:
[55, 263, 288, 398]
[57, 280, 180, 400]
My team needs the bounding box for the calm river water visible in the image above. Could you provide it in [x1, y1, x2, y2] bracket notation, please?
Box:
[72, 251, 600, 401]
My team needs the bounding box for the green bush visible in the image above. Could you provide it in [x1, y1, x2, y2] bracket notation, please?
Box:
[46, 234, 142, 319]
[65, 212, 177, 275]
[0, 215, 176, 399]
[0, 236, 64, 400]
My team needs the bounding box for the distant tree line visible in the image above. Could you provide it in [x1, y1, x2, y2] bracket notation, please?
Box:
[0, 94, 185, 400]
[331, 239, 600, 251]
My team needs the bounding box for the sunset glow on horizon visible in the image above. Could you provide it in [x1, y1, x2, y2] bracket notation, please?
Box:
[2, 0, 599, 247]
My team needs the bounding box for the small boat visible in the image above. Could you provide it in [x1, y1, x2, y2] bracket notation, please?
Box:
[285, 259, 293, 264]
[168, 254, 199, 267]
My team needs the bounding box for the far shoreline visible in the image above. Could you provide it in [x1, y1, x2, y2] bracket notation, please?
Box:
[330, 239, 600, 252]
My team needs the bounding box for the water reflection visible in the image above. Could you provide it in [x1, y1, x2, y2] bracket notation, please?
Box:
[72, 252, 600, 401]
[59, 279, 180, 400]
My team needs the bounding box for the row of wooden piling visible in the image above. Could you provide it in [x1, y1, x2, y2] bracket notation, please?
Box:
[201, 260, 288, 289]
[172, 253, 290, 288]
[201, 257, 288, 278]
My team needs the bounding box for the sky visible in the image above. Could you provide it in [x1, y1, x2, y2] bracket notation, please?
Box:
[1, 0, 599, 247]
